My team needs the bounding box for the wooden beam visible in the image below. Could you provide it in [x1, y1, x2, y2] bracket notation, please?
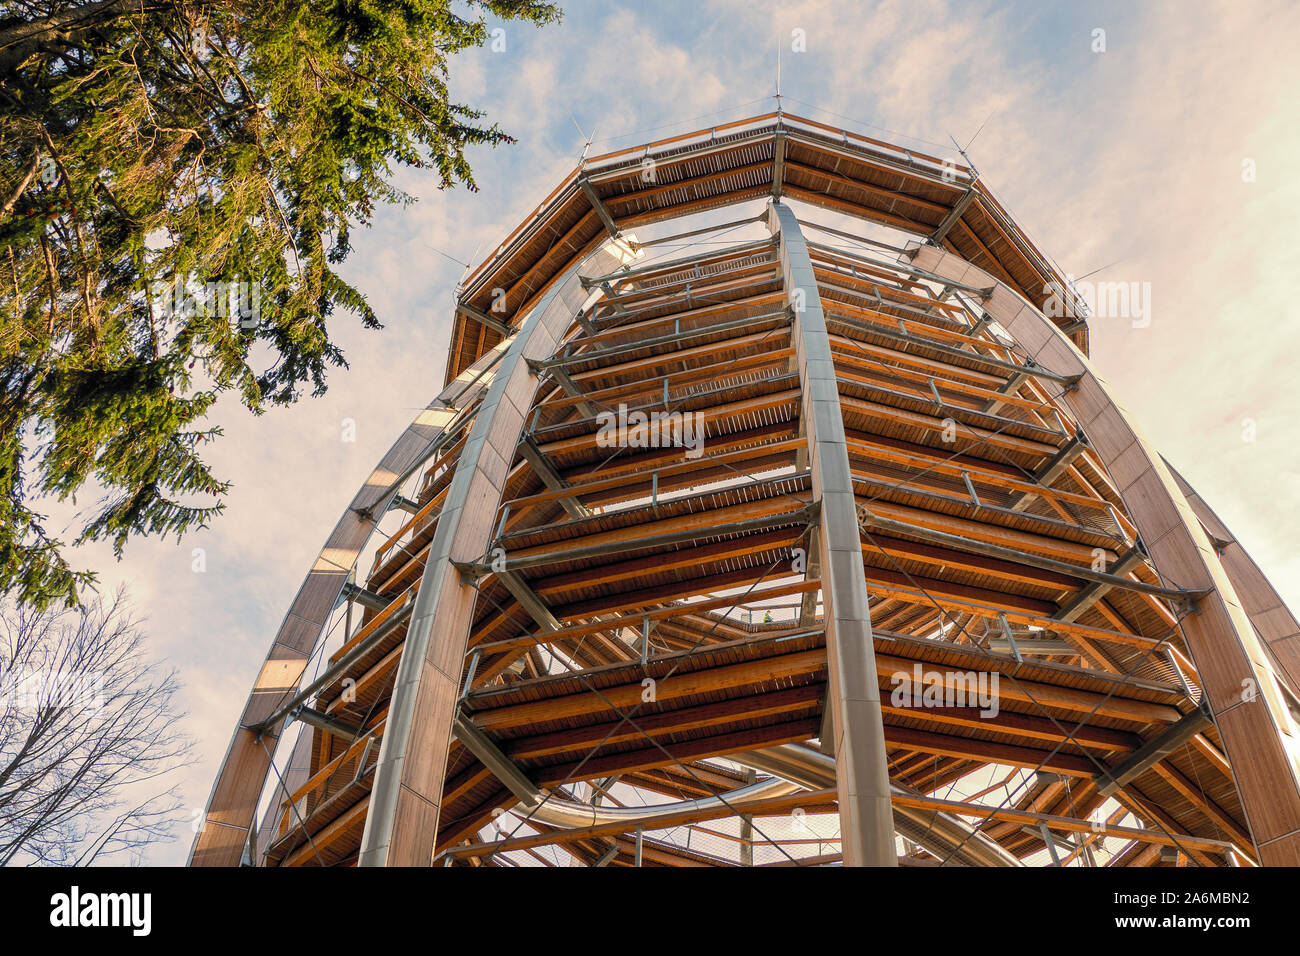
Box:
[913, 242, 1300, 865]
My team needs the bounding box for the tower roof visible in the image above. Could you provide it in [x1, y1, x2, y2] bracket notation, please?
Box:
[447, 111, 1087, 383]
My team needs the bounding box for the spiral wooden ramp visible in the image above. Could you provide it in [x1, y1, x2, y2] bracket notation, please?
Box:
[191, 112, 1300, 868]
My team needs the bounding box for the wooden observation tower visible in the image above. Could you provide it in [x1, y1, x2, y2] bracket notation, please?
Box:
[191, 112, 1300, 868]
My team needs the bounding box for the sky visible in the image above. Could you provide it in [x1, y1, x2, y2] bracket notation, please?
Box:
[34, 0, 1300, 864]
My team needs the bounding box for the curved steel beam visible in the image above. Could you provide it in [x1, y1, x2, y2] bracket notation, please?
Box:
[736, 745, 1022, 867]
[526, 776, 801, 830]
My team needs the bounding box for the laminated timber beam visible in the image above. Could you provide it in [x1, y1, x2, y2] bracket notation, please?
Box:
[567, 296, 789, 360]
[889, 793, 1239, 858]
[769, 200, 896, 867]
[500, 683, 828, 762]
[831, 345, 1048, 416]
[1168, 462, 1300, 697]
[468, 647, 831, 732]
[909, 240, 1300, 866]
[534, 348, 795, 424]
[467, 579, 820, 660]
[472, 664, 1169, 768]
[438, 784, 1236, 863]
[533, 719, 822, 785]
[580, 237, 776, 296]
[535, 308, 793, 372]
[585, 255, 779, 317]
[842, 435, 1115, 515]
[856, 576, 1202, 681]
[855, 508, 1200, 604]
[816, 281, 984, 337]
[524, 530, 810, 608]
[439, 788, 836, 862]
[355, 243, 627, 867]
[805, 241, 985, 299]
[825, 310, 1080, 386]
[459, 502, 818, 577]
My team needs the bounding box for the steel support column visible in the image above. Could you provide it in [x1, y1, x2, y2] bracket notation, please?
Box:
[357, 244, 625, 866]
[769, 201, 896, 867]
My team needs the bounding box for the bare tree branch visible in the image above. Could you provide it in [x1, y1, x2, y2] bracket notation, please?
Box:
[0, 587, 192, 865]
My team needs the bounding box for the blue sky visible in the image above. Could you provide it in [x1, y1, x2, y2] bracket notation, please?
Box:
[44, 0, 1300, 864]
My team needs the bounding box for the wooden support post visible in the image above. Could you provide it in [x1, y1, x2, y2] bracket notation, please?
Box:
[190, 399, 463, 865]
[911, 241, 1300, 866]
[1168, 463, 1300, 697]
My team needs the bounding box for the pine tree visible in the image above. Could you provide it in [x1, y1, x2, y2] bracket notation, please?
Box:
[0, 0, 560, 609]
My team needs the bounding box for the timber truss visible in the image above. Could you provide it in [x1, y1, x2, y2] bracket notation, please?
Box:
[192, 112, 1300, 868]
